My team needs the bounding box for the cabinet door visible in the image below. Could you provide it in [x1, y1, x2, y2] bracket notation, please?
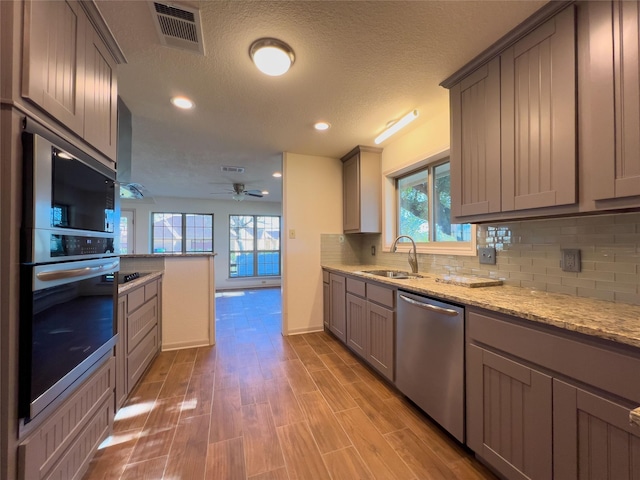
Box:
[346, 293, 367, 358]
[554, 379, 640, 479]
[323, 281, 330, 329]
[501, 6, 576, 211]
[603, 0, 640, 199]
[467, 345, 552, 480]
[115, 296, 127, 410]
[329, 273, 346, 342]
[450, 57, 502, 218]
[366, 303, 394, 381]
[22, 0, 86, 135]
[343, 154, 361, 232]
[84, 25, 118, 161]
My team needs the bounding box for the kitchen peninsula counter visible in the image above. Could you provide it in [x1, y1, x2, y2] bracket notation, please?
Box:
[122, 254, 216, 350]
[322, 264, 640, 350]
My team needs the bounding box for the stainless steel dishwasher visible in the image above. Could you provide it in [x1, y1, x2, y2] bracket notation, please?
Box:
[396, 290, 465, 442]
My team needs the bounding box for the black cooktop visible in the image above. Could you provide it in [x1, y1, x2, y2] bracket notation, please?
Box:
[118, 272, 141, 283]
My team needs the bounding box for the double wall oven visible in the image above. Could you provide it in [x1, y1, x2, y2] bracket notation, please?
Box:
[20, 119, 119, 422]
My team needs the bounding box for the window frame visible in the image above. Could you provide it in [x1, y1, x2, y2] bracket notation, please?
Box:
[228, 214, 281, 278]
[382, 149, 476, 256]
[151, 212, 214, 254]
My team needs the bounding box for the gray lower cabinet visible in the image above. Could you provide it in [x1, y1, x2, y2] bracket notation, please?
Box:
[344, 276, 395, 381]
[18, 355, 115, 480]
[323, 272, 330, 329]
[467, 308, 640, 479]
[467, 345, 553, 480]
[346, 292, 367, 358]
[328, 273, 347, 342]
[117, 276, 161, 404]
[553, 379, 640, 480]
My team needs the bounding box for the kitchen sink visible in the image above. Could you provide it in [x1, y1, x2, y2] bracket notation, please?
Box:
[361, 269, 423, 280]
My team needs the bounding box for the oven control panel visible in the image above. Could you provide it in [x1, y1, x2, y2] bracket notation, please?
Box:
[51, 234, 115, 257]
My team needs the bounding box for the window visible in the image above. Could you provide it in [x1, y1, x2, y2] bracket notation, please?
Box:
[119, 210, 135, 254]
[385, 153, 476, 255]
[152, 213, 213, 253]
[229, 215, 281, 277]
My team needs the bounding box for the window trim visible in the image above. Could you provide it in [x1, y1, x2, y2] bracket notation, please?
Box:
[228, 214, 281, 278]
[382, 148, 477, 256]
[151, 212, 214, 254]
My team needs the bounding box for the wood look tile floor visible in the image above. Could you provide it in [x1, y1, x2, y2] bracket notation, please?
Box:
[83, 288, 496, 480]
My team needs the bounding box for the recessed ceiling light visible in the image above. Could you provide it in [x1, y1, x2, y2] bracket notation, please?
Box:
[249, 38, 295, 76]
[56, 151, 73, 159]
[314, 122, 331, 131]
[170, 96, 194, 109]
[272, 172, 282, 178]
[261, 190, 269, 195]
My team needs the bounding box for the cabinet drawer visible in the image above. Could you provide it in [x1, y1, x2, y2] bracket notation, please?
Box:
[127, 286, 145, 313]
[145, 280, 158, 301]
[346, 277, 366, 297]
[127, 298, 158, 354]
[127, 328, 158, 390]
[367, 284, 394, 308]
[19, 355, 114, 480]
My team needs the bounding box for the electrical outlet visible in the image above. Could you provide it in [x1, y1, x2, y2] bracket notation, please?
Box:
[561, 248, 581, 272]
[478, 247, 496, 265]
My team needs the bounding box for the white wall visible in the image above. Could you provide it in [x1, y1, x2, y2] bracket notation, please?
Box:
[121, 196, 282, 290]
[282, 152, 343, 335]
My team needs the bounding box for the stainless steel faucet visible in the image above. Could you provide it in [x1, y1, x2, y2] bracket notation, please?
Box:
[391, 235, 418, 274]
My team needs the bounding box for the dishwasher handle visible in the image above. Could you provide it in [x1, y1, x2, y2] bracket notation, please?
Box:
[399, 294, 459, 316]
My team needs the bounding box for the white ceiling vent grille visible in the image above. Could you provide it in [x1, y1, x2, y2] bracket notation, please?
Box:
[221, 166, 245, 174]
[150, 2, 205, 55]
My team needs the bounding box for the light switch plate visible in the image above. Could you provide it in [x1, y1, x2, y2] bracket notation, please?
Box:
[478, 247, 496, 265]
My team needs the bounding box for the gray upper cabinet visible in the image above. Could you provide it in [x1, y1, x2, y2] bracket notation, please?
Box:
[584, 0, 640, 205]
[21, 0, 121, 163]
[22, 0, 87, 136]
[444, 4, 577, 222]
[342, 146, 383, 234]
[501, 6, 576, 212]
[450, 58, 501, 217]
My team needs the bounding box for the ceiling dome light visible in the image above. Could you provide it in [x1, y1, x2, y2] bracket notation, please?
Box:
[314, 122, 331, 131]
[171, 96, 194, 109]
[250, 38, 295, 76]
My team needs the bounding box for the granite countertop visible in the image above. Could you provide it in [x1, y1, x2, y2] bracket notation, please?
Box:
[118, 271, 163, 294]
[322, 264, 640, 351]
[122, 253, 217, 258]
[631, 408, 640, 428]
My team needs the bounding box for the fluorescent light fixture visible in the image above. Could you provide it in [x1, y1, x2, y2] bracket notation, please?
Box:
[272, 172, 282, 178]
[374, 109, 419, 145]
[250, 38, 295, 76]
[170, 96, 194, 109]
[314, 122, 331, 131]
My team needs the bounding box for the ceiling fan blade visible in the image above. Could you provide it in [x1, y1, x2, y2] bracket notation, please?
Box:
[245, 192, 263, 198]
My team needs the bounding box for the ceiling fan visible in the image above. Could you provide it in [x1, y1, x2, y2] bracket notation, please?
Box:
[211, 183, 264, 201]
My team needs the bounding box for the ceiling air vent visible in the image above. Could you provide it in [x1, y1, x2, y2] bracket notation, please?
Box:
[150, 2, 205, 55]
[221, 166, 245, 174]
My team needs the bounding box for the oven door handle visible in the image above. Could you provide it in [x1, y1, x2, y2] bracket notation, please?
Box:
[36, 260, 119, 282]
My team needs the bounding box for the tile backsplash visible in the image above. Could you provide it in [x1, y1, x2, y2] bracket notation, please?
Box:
[321, 212, 640, 305]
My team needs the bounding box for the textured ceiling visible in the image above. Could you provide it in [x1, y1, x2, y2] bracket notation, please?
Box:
[97, 0, 547, 202]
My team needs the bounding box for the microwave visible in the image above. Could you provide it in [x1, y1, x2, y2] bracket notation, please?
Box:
[22, 120, 119, 264]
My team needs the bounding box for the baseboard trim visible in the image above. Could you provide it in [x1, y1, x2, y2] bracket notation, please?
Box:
[285, 326, 325, 336]
[162, 339, 212, 351]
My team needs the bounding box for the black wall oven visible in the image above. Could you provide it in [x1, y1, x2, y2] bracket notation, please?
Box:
[20, 119, 119, 423]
